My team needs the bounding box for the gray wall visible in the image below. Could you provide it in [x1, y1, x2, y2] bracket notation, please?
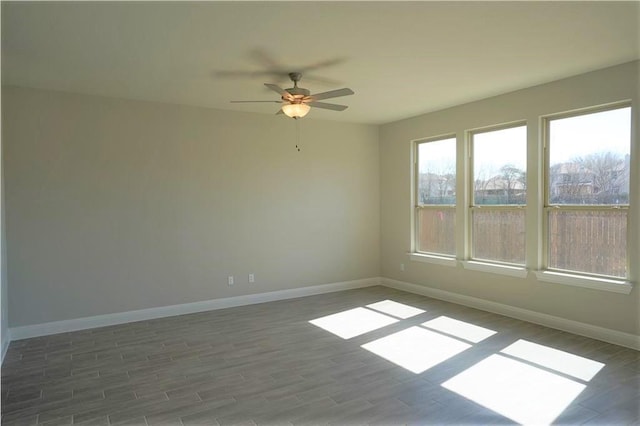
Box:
[3, 87, 380, 327]
[380, 61, 639, 336]
[3, 61, 638, 339]
[1, 125, 8, 357]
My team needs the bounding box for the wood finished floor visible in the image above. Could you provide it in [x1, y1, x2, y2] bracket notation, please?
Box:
[1, 286, 639, 425]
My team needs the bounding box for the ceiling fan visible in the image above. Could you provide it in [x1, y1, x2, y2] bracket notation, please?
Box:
[230, 72, 354, 119]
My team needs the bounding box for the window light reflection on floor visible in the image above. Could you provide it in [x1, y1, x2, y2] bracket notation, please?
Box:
[500, 339, 605, 382]
[309, 307, 398, 339]
[361, 326, 471, 374]
[366, 300, 426, 319]
[421, 316, 497, 343]
[442, 354, 586, 425]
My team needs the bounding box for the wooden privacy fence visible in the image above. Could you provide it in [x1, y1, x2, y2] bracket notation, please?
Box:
[548, 210, 627, 278]
[417, 208, 627, 278]
[417, 209, 455, 255]
[472, 210, 525, 264]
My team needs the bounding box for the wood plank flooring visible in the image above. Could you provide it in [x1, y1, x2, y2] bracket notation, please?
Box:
[2, 286, 639, 425]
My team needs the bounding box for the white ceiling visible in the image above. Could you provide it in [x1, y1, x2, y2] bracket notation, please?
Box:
[2, 2, 638, 125]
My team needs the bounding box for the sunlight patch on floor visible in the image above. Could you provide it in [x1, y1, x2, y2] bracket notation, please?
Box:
[442, 354, 586, 425]
[421, 316, 497, 343]
[500, 339, 605, 381]
[309, 307, 398, 339]
[361, 326, 471, 374]
[366, 300, 426, 319]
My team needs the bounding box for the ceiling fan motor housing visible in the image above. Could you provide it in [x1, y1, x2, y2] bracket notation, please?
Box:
[285, 72, 310, 102]
[283, 87, 310, 102]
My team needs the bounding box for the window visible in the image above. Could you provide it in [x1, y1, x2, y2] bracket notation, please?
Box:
[470, 125, 527, 265]
[545, 105, 631, 279]
[415, 137, 456, 256]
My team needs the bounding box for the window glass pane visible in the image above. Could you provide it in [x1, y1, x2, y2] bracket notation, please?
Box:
[549, 107, 631, 205]
[473, 126, 527, 205]
[417, 208, 455, 255]
[472, 209, 525, 264]
[417, 138, 456, 205]
[548, 210, 627, 278]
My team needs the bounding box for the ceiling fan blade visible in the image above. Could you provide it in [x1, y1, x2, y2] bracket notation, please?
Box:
[299, 73, 342, 86]
[264, 83, 293, 100]
[309, 88, 354, 101]
[230, 100, 282, 103]
[301, 57, 347, 72]
[219, 70, 296, 82]
[308, 101, 348, 111]
[216, 70, 285, 79]
[250, 48, 284, 70]
[215, 48, 287, 79]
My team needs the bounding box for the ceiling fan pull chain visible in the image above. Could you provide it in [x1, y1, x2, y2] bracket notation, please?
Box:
[295, 118, 301, 152]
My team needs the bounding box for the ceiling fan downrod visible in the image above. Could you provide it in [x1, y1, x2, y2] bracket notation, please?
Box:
[288, 72, 302, 86]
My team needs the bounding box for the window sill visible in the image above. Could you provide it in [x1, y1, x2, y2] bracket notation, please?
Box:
[409, 252, 457, 267]
[534, 271, 633, 294]
[462, 260, 528, 278]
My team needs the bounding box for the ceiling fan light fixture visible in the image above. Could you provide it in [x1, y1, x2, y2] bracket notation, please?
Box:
[282, 103, 310, 118]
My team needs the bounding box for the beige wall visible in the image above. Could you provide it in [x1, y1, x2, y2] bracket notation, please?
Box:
[2, 87, 380, 327]
[1, 116, 8, 355]
[3, 61, 638, 337]
[380, 61, 639, 336]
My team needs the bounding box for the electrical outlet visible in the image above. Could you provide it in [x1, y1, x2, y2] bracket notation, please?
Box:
[228, 276, 234, 286]
[400, 263, 405, 271]
[248, 273, 255, 283]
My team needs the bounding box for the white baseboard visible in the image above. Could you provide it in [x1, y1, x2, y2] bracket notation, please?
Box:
[9, 277, 381, 341]
[381, 277, 640, 351]
[7, 276, 638, 353]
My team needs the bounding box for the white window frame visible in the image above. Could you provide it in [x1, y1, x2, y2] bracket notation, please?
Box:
[468, 122, 528, 268]
[413, 135, 457, 261]
[542, 102, 632, 285]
